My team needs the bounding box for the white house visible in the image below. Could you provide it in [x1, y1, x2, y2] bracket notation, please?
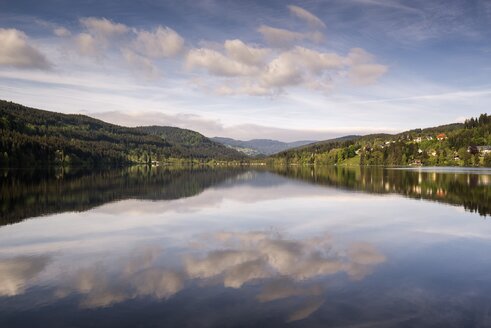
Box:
[477, 146, 491, 154]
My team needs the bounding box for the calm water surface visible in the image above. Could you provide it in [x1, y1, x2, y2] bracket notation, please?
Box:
[1, 166, 491, 327]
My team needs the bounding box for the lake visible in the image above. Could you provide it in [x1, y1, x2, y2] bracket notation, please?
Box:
[1, 165, 491, 327]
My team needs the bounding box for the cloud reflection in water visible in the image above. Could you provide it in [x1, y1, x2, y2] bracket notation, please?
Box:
[0, 255, 50, 297]
[53, 231, 385, 321]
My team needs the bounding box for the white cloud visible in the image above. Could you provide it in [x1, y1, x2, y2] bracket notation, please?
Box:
[71, 19, 184, 75]
[80, 17, 129, 37]
[346, 47, 376, 65]
[169, 15, 384, 95]
[74, 17, 130, 58]
[257, 25, 323, 48]
[224, 39, 270, 66]
[133, 26, 184, 58]
[186, 47, 259, 77]
[259, 46, 344, 91]
[74, 32, 100, 57]
[0, 28, 51, 69]
[349, 63, 388, 85]
[215, 83, 272, 96]
[288, 5, 326, 29]
[184, 26, 386, 96]
[53, 27, 71, 37]
[0, 6, 387, 107]
[185, 43, 356, 96]
[121, 48, 160, 79]
[186, 39, 270, 80]
[287, 298, 324, 322]
[260, 53, 304, 89]
[292, 47, 344, 71]
[345, 48, 389, 85]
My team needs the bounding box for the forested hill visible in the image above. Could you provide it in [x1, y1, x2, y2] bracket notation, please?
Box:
[0, 100, 243, 167]
[137, 126, 242, 159]
[271, 115, 491, 167]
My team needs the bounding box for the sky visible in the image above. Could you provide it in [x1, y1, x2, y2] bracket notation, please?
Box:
[0, 0, 491, 141]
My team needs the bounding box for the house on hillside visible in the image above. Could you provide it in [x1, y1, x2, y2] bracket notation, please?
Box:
[477, 146, 491, 154]
[436, 133, 447, 141]
[415, 137, 422, 143]
[468, 145, 491, 155]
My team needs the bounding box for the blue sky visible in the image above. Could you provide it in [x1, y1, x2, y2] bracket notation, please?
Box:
[1, 0, 490, 141]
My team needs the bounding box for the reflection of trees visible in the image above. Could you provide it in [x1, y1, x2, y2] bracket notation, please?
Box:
[272, 166, 491, 216]
[3, 165, 488, 228]
[0, 166, 244, 226]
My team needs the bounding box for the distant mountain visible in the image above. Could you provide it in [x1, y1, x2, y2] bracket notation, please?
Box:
[211, 137, 317, 155]
[0, 100, 243, 167]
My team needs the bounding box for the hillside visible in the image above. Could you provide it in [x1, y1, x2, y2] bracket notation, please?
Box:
[0, 100, 243, 167]
[271, 115, 491, 167]
[137, 126, 243, 159]
[212, 137, 317, 155]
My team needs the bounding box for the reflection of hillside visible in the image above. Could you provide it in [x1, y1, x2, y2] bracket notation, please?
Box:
[0, 166, 245, 226]
[272, 166, 491, 217]
[2, 165, 489, 227]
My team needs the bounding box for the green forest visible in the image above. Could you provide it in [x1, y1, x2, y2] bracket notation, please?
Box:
[1, 99, 490, 168]
[0, 100, 243, 167]
[271, 114, 491, 167]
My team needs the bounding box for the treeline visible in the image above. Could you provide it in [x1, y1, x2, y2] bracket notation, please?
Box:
[137, 126, 241, 159]
[0, 100, 243, 167]
[271, 114, 491, 167]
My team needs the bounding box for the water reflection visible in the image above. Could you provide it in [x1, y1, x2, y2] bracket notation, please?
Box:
[33, 231, 383, 322]
[56, 246, 184, 308]
[1, 167, 491, 327]
[0, 256, 50, 297]
[274, 166, 491, 216]
[1, 165, 490, 228]
[0, 166, 246, 226]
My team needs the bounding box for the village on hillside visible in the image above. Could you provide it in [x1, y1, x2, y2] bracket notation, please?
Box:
[273, 115, 491, 167]
[359, 133, 491, 166]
